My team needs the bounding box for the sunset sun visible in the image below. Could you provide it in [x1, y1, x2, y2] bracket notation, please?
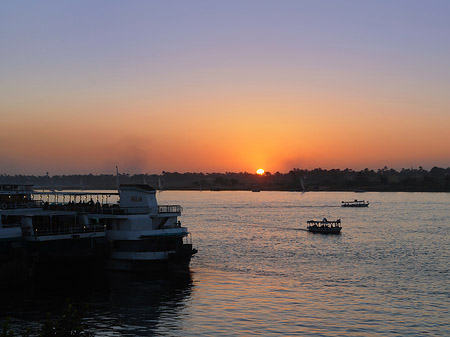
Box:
[256, 168, 265, 175]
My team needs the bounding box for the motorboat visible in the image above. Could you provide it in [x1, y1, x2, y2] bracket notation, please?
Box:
[341, 199, 369, 207]
[306, 218, 342, 234]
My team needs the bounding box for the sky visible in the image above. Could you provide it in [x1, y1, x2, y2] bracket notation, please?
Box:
[1, 0, 450, 175]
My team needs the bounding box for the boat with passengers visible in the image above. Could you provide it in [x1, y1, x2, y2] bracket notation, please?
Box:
[306, 218, 342, 234]
[0, 184, 197, 276]
[1, 185, 111, 277]
[341, 199, 369, 207]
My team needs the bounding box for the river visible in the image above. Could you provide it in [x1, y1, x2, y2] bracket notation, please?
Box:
[2, 191, 450, 336]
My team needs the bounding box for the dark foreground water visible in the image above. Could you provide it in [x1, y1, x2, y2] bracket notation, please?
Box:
[2, 191, 450, 336]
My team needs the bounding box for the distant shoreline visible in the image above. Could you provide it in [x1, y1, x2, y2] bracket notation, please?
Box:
[32, 188, 450, 193]
[2, 167, 450, 193]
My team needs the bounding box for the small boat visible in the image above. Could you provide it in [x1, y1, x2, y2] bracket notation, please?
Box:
[306, 218, 342, 234]
[341, 199, 369, 207]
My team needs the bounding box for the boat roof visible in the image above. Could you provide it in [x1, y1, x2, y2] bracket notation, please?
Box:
[0, 184, 33, 190]
[307, 218, 341, 224]
[119, 184, 155, 191]
[1, 184, 155, 196]
[32, 191, 119, 196]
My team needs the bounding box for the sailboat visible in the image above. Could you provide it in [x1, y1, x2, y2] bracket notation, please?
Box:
[300, 176, 306, 193]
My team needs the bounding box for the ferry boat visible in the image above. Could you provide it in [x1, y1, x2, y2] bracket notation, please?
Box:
[0, 185, 32, 282]
[0, 184, 197, 276]
[306, 218, 342, 234]
[0, 184, 34, 209]
[1, 187, 109, 277]
[341, 199, 369, 207]
[105, 184, 197, 272]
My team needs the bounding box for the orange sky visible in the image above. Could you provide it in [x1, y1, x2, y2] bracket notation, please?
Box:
[2, 1, 450, 174]
[3, 91, 449, 174]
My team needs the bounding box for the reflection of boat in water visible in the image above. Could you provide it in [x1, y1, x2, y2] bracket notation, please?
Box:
[0, 270, 194, 336]
[306, 218, 342, 234]
[341, 199, 369, 207]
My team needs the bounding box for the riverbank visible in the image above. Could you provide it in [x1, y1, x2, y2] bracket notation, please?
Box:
[2, 167, 450, 192]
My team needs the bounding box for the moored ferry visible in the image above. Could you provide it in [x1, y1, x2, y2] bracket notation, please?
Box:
[1, 191, 109, 278]
[104, 184, 197, 272]
[0, 184, 35, 209]
[0, 184, 197, 278]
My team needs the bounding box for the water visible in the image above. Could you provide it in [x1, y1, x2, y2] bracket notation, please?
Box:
[2, 191, 450, 336]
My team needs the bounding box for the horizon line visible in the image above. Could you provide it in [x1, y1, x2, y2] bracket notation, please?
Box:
[2, 165, 450, 177]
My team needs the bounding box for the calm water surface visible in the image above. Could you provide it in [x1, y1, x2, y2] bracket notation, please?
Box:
[2, 191, 450, 336]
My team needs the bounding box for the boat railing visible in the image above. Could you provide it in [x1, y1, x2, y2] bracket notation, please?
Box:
[158, 205, 182, 213]
[41, 202, 126, 215]
[307, 219, 341, 226]
[0, 202, 40, 210]
[1, 223, 22, 229]
[108, 205, 182, 214]
[24, 225, 106, 237]
[33, 202, 182, 215]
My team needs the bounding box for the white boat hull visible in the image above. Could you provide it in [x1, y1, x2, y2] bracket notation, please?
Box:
[108, 244, 197, 272]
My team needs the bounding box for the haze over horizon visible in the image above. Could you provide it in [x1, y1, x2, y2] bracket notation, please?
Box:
[2, 1, 450, 175]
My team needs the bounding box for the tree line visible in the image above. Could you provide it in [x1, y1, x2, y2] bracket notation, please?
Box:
[1, 166, 450, 192]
